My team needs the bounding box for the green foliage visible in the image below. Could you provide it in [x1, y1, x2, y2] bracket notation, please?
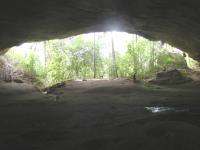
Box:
[185, 55, 199, 70]
[6, 33, 194, 87]
[6, 35, 103, 86]
[116, 38, 188, 79]
[157, 52, 187, 69]
[6, 48, 41, 77]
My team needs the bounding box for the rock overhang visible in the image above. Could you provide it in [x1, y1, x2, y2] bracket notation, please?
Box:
[1, 0, 200, 60]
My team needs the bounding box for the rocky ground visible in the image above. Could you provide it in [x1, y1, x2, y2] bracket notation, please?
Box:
[0, 79, 200, 150]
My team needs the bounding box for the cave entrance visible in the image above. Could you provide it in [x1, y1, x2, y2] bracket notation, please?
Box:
[1, 33, 200, 150]
[2, 32, 198, 88]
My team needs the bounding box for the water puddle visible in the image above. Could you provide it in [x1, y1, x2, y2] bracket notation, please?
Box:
[145, 107, 189, 114]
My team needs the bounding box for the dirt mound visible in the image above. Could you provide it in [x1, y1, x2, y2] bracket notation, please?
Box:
[149, 69, 192, 85]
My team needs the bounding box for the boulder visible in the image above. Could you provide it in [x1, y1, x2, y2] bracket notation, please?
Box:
[13, 79, 24, 83]
[150, 69, 192, 85]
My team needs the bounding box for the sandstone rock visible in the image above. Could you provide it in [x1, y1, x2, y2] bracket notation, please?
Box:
[13, 78, 24, 83]
[42, 81, 66, 94]
[150, 69, 192, 85]
[0, 1, 200, 60]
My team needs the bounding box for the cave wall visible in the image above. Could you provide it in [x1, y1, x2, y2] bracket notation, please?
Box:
[1, 0, 200, 60]
[0, 57, 13, 82]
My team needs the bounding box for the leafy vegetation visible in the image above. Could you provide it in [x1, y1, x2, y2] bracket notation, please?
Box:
[6, 32, 197, 87]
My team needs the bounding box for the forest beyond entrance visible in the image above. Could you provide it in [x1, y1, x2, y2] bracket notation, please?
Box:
[4, 32, 199, 88]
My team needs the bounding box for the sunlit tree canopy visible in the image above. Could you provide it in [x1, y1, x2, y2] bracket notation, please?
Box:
[6, 32, 198, 87]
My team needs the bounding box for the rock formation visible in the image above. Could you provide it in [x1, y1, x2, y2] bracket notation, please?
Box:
[149, 69, 192, 84]
[1, 0, 200, 60]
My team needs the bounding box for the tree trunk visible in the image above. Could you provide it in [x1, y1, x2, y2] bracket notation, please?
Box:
[93, 33, 96, 78]
[151, 41, 155, 69]
[135, 34, 138, 43]
[111, 32, 118, 78]
[44, 41, 48, 68]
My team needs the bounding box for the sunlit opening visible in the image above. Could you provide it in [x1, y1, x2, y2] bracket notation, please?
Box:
[4, 32, 199, 87]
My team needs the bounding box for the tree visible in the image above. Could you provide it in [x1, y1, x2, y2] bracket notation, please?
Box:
[5, 32, 191, 86]
[111, 32, 118, 78]
[93, 33, 96, 78]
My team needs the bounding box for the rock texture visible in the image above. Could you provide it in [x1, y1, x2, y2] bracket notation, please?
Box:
[0, 56, 25, 82]
[1, 0, 200, 59]
[149, 69, 192, 85]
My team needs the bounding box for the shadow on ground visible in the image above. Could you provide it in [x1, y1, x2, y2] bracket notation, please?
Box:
[0, 80, 200, 150]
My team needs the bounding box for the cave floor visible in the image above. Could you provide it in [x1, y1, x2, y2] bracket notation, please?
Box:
[0, 80, 200, 150]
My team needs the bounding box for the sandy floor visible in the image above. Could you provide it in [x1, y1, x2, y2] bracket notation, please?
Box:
[0, 79, 200, 150]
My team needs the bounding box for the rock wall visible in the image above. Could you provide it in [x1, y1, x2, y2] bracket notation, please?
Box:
[1, 0, 200, 60]
[0, 57, 13, 82]
[0, 57, 25, 83]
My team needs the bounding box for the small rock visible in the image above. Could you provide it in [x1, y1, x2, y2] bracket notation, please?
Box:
[13, 78, 24, 83]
